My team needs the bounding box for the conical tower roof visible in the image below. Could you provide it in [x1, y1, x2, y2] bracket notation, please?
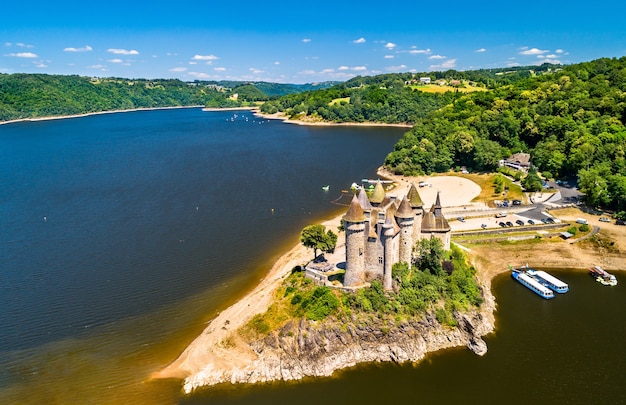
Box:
[395, 196, 414, 219]
[357, 188, 373, 211]
[406, 183, 424, 208]
[369, 182, 386, 205]
[343, 194, 366, 223]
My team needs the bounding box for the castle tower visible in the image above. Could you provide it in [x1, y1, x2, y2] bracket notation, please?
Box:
[369, 181, 386, 207]
[421, 192, 451, 250]
[343, 194, 366, 287]
[381, 215, 396, 291]
[406, 183, 424, 240]
[395, 196, 415, 265]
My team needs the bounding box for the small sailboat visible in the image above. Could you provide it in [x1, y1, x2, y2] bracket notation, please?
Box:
[322, 185, 330, 191]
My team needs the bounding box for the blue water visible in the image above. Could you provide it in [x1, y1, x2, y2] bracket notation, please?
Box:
[0, 108, 406, 403]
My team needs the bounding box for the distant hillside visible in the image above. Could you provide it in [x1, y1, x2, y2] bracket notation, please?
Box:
[0, 75, 338, 122]
[0, 74, 244, 122]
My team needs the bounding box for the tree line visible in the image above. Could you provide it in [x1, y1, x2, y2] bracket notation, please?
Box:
[384, 57, 626, 211]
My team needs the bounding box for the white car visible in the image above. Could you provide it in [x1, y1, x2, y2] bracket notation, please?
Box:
[599, 217, 610, 223]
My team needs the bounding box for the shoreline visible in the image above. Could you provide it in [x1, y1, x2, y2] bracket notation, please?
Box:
[0, 105, 205, 126]
[154, 168, 626, 392]
[251, 109, 414, 128]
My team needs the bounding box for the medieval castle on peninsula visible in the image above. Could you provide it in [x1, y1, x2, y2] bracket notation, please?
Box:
[306, 181, 451, 291]
[343, 181, 451, 291]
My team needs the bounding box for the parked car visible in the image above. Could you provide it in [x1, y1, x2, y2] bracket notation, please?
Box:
[546, 217, 555, 223]
[496, 212, 507, 218]
[527, 219, 535, 225]
[506, 221, 514, 227]
[541, 218, 549, 224]
[481, 223, 488, 229]
[516, 220, 524, 226]
[457, 216, 465, 222]
[599, 217, 610, 223]
[616, 219, 626, 225]
[498, 221, 506, 227]
[512, 199, 521, 205]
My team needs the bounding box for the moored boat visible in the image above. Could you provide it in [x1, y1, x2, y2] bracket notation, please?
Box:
[527, 269, 569, 293]
[589, 265, 617, 286]
[511, 268, 555, 299]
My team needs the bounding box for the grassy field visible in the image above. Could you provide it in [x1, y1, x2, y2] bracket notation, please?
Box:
[329, 97, 350, 105]
[410, 84, 487, 94]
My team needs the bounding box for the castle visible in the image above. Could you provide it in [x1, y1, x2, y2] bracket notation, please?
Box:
[342, 182, 451, 291]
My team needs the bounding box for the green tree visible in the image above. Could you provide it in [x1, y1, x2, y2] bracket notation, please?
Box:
[522, 166, 543, 192]
[300, 224, 338, 260]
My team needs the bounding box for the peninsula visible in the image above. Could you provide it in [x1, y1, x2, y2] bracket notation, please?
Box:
[154, 170, 626, 394]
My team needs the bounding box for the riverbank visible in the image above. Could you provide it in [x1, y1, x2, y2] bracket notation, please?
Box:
[154, 171, 626, 393]
[0, 105, 204, 126]
[252, 109, 413, 128]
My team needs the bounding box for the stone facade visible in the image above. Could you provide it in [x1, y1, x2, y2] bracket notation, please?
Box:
[343, 183, 451, 290]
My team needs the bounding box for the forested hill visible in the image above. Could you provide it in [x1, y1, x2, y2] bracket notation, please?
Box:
[258, 64, 559, 125]
[0, 74, 337, 122]
[384, 56, 626, 211]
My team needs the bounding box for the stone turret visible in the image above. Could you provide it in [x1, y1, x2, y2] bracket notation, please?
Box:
[381, 215, 396, 291]
[369, 182, 386, 207]
[395, 196, 415, 265]
[343, 194, 366, 287]
[421, 192, 451, 250]
[406, 183, 424, 240]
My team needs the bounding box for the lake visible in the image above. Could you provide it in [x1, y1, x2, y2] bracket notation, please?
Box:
[1, 109, 624, 404]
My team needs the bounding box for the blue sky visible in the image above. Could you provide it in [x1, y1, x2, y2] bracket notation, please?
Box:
[2, 0, 626, 84]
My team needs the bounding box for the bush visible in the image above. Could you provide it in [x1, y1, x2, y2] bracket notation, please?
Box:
[579, 223, 590, 232]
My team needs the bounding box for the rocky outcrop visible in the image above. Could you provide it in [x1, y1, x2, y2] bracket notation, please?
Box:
[182, 287, 495, 393]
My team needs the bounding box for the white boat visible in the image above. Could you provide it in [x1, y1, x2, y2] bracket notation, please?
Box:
[526, 269, 569, 293]
[322, 185, 329, 191]
[511, 268, 554, 299]
[589, 265, 617, 286]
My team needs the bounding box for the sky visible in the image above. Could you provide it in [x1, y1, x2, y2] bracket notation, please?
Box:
[2, 0, 626, 84]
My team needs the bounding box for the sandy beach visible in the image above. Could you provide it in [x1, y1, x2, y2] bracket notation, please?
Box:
[0, 105, 204, 126]
[252, 109, 413, 128]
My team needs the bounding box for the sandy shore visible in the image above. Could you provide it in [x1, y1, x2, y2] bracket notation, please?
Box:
[0, 105, 204, 126]
[154, 169, 626, 383]
[252, 109, 413, 128]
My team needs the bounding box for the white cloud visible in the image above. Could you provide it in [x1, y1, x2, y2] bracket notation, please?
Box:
[408, 48, 431, 55]
[384, 55, 394, 59]
[298, 69, 316, 75]
[16, 43, 34, 48]
[89, 64, 107, 69]
[386, 64, 407, 71]
[429, 59, 457, 70]
[4, 42, 12, 47]
[519, 47, 548, 56]
[338, 66, 349, 70]
[384, 42, 396, 49]
[353, 66, 367, 71]
[542, 58, 562, 64]
[302, 38, 311, 43]
[34, 62, 48, 68]
[321, 68, 335, 74]
[108, 48, 139, 55]
[214, 67, 226, 71]
[274, 61, 280, 65]
[475, 48, 486, 53]
[107, 58, 123, 63]
[428, 55, 446, 60]
[189, 61, 197, 65]
[192, 54, 219, 61]
[249, 68, 264, 74]
[353, 37, 366, 44]
[555, 49, 564, 54]
[188, 72, 213, 79]
[507, 62, 521, 67]
[64, 45, 92, 52]
[169, 67, 187, 72]
[6, 52, 38, 58]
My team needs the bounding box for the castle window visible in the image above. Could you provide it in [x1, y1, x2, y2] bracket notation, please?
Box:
[378, 256, 383, 264]
[359, 248, 363, 256]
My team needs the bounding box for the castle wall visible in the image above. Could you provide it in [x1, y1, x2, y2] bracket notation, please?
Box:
[364, 234, 384, 281]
